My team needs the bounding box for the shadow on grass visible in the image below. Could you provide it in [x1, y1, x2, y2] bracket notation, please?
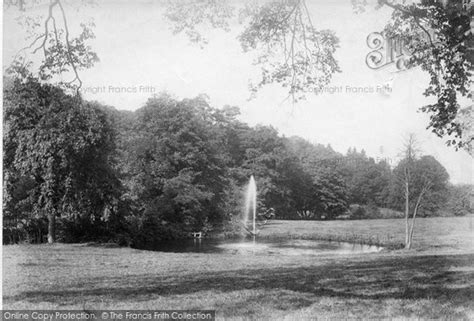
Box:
[8, 254, 474, 308]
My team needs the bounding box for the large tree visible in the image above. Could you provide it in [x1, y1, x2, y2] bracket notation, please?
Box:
[285, 136, 349, 219]
[232, 125, 296, 218]
[123, 94, 229, 236]
[376, 0, 473, 150]
[342, 148, 392, 207]
[3, 77, 119, 243]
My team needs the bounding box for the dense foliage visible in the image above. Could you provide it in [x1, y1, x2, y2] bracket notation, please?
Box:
[4, 78, 121, 244]
[379, 0, 473, 150]
[3, 79, 472, 245]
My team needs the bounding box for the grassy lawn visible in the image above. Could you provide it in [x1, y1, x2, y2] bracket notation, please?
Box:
[3, 217, 474, 320]
[259, 216, 474, 250]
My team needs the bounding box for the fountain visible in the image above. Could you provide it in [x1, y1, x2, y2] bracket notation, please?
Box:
[243, 175, 257, 236]
[142, 174, 383, 255]
[140, 176, 384, 255]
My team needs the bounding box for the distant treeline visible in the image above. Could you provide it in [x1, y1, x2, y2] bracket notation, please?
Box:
[3, 78, 473, 245]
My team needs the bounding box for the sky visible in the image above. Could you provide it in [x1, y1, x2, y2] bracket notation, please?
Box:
[2, 0, 473, 184]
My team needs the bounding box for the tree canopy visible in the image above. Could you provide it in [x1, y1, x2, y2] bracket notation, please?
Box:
[5, 0, 473, 150]
[4, 77, 119, 243]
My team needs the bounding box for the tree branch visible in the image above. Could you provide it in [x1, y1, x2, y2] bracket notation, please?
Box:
[380, 0, 434, 46]
[57, 0, 82, 92]
[33, 0, 58, 54]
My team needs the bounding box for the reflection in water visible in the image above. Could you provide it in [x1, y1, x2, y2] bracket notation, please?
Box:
[142, 238, 383, 255]
[193, 237, 201, 249]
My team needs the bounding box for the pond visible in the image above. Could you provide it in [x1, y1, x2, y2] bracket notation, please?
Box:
[140, 238, 383, 256]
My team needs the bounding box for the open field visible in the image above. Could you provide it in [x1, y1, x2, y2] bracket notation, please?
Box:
[3, 217, 474, 319]
[259, 216, 474, 250]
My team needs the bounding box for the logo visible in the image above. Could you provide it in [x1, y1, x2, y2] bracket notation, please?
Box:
[365, 30, 436, 71]
[366, 32, 412, 70]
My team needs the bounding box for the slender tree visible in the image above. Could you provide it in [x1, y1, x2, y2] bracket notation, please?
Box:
[393, 135, 449, 248]
[406, 179, 432, 249]
[403, 134, 419, 246]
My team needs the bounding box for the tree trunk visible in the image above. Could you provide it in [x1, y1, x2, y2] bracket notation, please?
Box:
[407, 185, 427, 250]
[404, 171, 410, 247]
[47, 213, 56, 244]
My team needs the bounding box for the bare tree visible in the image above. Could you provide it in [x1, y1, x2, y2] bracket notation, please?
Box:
[402, 134, 418, 246]
[406, 179, 432, 249]
[399, 134, 433, 249]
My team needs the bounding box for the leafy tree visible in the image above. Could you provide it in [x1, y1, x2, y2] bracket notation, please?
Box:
[222, 127, 336, 221]
[342, 148, 392, 206]
[310, 165, 349, 219]
[389, 135, 450, 248]
[456, 104, 474, 155]
[236, 125, 293, 217]
[411, 155, 450, 216]
[445, 184, 473, 216]
[358, 0, 473, 150]
[285, 136, 348, 219]
[123, 94, 229, 238]
[3, 77, 119, 243]
[390, 154, 449, 217]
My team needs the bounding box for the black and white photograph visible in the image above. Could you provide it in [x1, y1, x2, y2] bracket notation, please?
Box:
[2, 0, 473, 319]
